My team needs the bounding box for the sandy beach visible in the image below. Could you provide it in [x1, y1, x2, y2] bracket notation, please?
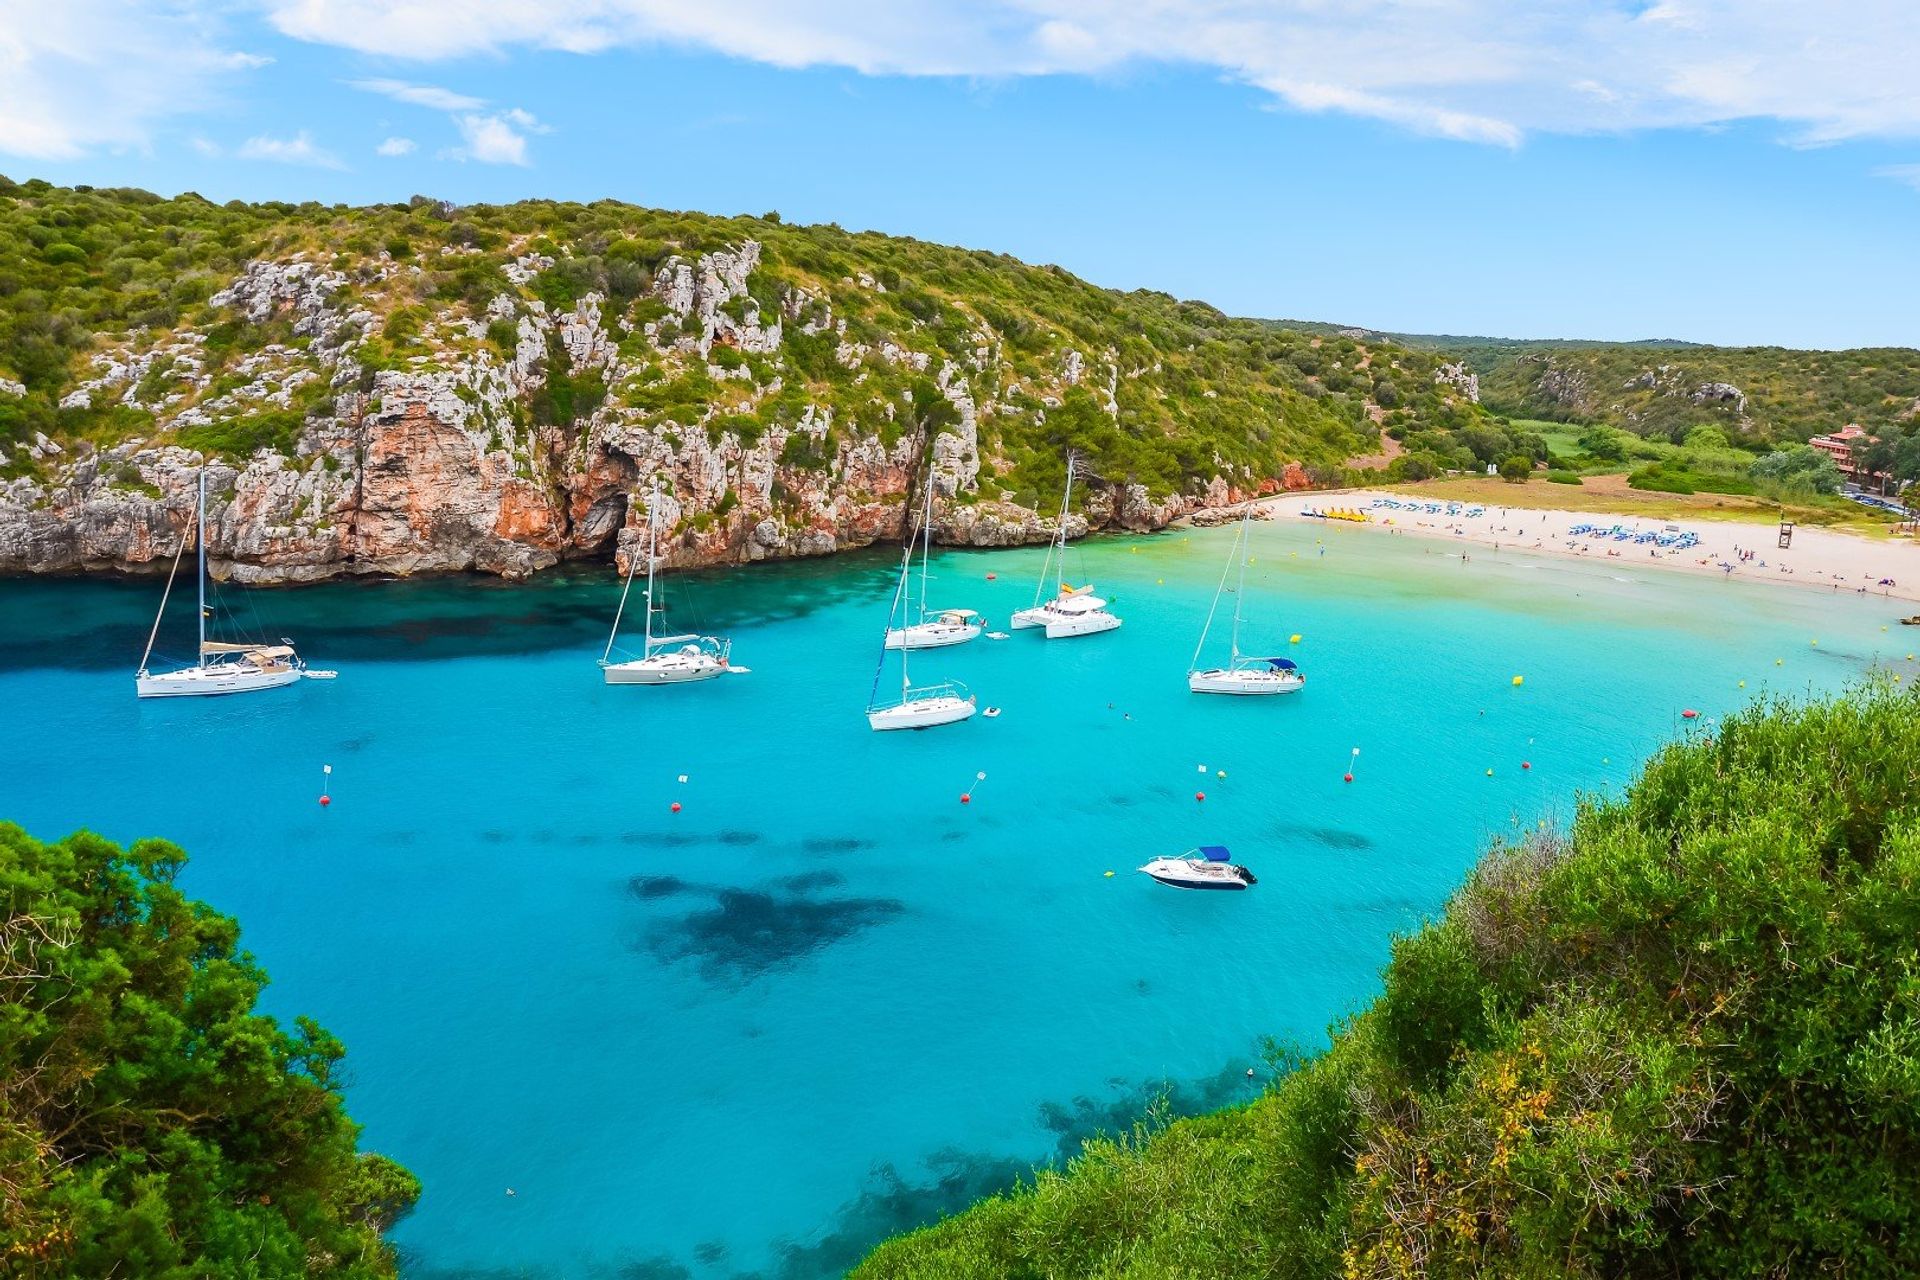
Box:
[1261, 489, 1920, 607]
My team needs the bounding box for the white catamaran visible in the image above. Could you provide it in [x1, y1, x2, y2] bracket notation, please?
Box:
[867, 477, 977, 730]
[885, 471, 983, 650]
[601, 480, 741, 685]
[1009, 453, 1121, 639]
[135, 469, 325, 698]
[1187, 500, 1303, 696]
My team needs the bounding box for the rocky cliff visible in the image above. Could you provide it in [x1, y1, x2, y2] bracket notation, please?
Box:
[0, 185, 1490, 581]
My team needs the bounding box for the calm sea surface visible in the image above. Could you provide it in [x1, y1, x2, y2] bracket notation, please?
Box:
[0, 520, 1906, 1278]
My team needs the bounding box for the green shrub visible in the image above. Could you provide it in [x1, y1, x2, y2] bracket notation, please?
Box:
[857, 684, 1920, 1279]
[1546, 469, 1582, 485]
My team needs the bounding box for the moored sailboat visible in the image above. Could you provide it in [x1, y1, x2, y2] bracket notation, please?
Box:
[1011, 452, 1121, 638]
[867, 475, 976, 730]
[135, 470, 322, 699]
[601, 480, 741, 685]
[1187, 500, 1303, 696]
[885, 470, 984, 650]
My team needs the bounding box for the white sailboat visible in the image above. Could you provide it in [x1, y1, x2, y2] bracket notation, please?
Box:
[867, 477, 976, 731]
[1010, 452, 1121, 639]
[135, 469, 321, 698]
[885, 470, 983, 650]
[601, 480, 740, 685]
[1187, 500, 1303, 696]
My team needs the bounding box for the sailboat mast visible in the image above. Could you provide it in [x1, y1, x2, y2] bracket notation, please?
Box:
[1056, 454, 1075, 592]
[643, 479, 660, 652]
[602, 497, 644, 663]
[1229, 500, 1252, 659]
[196, 469, 207, 660]
[1189, 505, 1238, 675]
[917, 470, 934, 619]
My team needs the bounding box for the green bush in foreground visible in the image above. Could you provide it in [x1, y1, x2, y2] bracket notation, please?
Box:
[857, 684, 1920, 1278]
[0, 825, 417, 1276]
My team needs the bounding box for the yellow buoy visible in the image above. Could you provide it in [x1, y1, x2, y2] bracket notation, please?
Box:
[1511, 675, 1524, 686]
[1485, 768, 1495, 777]
[1104, 870, 1115, 878]
[1775, 658, 1783, 666]
[1290, 634, 1302, 644]
[1737, 680, 1745, 688]
[1156, 578, 1164, 585]
[1811, 639, 1818, 646]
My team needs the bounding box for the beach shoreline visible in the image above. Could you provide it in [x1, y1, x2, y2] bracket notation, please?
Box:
[1257, 489, 1920, 607]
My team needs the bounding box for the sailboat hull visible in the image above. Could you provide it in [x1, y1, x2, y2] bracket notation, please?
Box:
[867, 695, 977, 731]
[884, 622, 982, 650]
[1044, 610, 1122, 639]
[1188, 669, 1305, 696]
[135, 665, 303, 698]
[602, 656, 728, 685]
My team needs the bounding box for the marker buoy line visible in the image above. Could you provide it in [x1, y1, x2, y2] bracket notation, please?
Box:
[1343, 746, 1360, 783]
[960, 770, 987, 805]
[319, 763, 333, 807]
[677, 774, 689, 784]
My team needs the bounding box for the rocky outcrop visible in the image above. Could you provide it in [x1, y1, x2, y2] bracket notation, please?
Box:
[1434, 361, 1480, 403]
[0, 241, 1291, 582]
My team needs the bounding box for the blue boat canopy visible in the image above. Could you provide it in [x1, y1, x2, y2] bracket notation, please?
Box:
[1260, 657, 1298, 671]
[1198, 845, 1232, 862]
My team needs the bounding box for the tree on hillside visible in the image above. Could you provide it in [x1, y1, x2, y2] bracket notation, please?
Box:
[0, 825, 418, 1276]
[1751, 444, 1843, 496]
[1498, 454, 1532, 482]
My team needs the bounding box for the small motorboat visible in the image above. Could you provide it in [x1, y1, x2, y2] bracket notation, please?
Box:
[1900, 615, 1920, 626]
[1138, 846, 1257, 891]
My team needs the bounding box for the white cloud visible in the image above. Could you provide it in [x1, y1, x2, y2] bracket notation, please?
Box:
[348, 77, 484, 111]
[0, 0, 265, 159]
[261, 0, 1920, 148]
[237, 129, 345, 168]
[1875, 164, 1920, 192]
[446, 111, 538, 164]
[376, 135, 417, 156]
[190, 136, 223, 157]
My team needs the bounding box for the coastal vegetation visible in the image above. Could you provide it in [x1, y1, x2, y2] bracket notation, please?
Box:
[0, 824, 417, 1276]
[0, 178, 1513, 505]
[857, 683, 1920, 1278]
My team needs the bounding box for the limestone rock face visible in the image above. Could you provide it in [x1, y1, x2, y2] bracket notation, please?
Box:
[1434, 361, 1480, 403]
[0, 238, 1279, 582]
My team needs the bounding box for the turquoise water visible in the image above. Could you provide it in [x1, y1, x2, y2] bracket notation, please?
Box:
[0, 520, 1908, 1278]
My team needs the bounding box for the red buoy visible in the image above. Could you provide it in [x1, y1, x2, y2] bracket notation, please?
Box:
[670, 801, 682, 813]
[1343, 773, 1353, 783]
[1681, 708, 1699, 720]
[318, 795, 331, 807]
[1194, 791, 1206, 802]
[986, 572, 997, 580]
[960, 793, 971, 804]
[1521, 761, 1532, 770]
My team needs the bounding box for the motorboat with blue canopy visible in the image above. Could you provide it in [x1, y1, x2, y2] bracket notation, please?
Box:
[1138, 845, 1258, 890]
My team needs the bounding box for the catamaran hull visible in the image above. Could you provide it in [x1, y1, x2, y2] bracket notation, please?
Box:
[867, 696, 977, 731]
[602, 659, 727, 685]
[1009, 608, 1051, 630]
[135, 666, 303, 698]
[1188, 670, 1305, 696]
[1044, 610, 1121, 639]
[884, 623, 982, 650]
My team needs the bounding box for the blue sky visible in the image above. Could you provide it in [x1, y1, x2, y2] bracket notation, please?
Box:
[5, 1, 1920, 349]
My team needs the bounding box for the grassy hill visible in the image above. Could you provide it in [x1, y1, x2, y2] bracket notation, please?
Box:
[0, 178, 1534, 509]
[858, 683, 1920, 1278]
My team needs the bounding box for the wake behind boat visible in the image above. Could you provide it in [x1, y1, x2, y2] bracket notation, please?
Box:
[601, 479, 738, 685]
[135, 469, 316, 699]
[1139, 846, 1258, 890]
[1187, 499, 1303, 696]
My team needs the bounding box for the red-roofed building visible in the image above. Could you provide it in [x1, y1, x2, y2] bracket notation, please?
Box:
[1809, 424, 1875, 481]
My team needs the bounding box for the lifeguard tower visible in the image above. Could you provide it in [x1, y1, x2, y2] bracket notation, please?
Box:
[1778, 517, 1794, 549]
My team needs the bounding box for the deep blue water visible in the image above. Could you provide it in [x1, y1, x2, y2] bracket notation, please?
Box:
[0, 520, 1908, 1279]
